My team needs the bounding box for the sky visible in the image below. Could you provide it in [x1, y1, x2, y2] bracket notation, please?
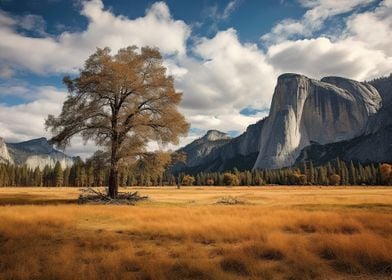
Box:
[0, 0, 391, 158]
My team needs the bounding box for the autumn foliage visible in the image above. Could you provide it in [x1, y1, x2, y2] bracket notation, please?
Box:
[46, 46, 188, 197]
[380, 163, 392, 185]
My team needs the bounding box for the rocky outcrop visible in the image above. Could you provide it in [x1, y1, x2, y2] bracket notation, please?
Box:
[202, 130, 230, 142]
[0, 137, 13, 164]
[5, 137, 74, 170]
[253, 74, 381, 169]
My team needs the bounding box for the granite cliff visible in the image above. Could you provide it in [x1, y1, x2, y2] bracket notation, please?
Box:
[1, 137, 73, 170]
[0, 137, 13, 164]
[174, 73, 390, 173]
[253, 74, 381, 169]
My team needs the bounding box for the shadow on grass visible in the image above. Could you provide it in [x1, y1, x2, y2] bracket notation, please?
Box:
[293, 203, 392, 212]
[0, 195, 78, 205]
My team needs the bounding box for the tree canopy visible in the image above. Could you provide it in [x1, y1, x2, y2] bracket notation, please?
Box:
[46, 46, 189, 198]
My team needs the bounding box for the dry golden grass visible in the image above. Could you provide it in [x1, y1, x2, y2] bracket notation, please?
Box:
[0, 186, 391, 280]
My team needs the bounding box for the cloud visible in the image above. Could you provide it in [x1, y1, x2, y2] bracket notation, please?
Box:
[266, 37, 392, 80]
[180, 29, 276, 112]
[344, 0, 392, 56]
[261, 0, 376, 44]
[0, 85, 96, 158]
[173, 28, 276, 136]
[0, 0, 190, 74]
[18, 14, 47, 35]
[222, 0, 241, 20]
[265, 0, 392, 80]
[200, 0, 241, 33]
[0, 86, 66, 141]
[0, 65, 14, 78]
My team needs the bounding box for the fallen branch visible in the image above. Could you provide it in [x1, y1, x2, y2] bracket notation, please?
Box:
[78, 187, 148, 205]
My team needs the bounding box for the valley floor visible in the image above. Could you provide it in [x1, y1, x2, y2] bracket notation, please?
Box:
[0, 186, 391, 280]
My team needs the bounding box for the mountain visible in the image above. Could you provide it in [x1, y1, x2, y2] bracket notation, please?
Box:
[1, 137, 74, 170]
[296, 74, 392, 166]
[173, 119, 265, 173]
[254, 74, 381, 169]
[173, 130, 231, 172]
[174, 73, 391, 174]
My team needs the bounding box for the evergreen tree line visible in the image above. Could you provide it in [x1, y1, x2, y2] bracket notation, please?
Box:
[180, 160, 392, 186]
[0, 158, 391, 187]
[0, 158, 176, 187]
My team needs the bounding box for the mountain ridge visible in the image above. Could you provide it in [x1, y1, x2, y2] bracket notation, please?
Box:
[0, 137, 74, 170]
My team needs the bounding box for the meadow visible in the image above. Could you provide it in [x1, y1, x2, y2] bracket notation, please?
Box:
[0, 186, 391, 280]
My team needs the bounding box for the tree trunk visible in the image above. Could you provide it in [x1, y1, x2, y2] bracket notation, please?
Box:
[109, 101, 120, 199]
[108, 166, 118, 198]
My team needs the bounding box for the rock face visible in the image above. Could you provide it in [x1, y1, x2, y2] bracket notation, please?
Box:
[296, 126, 392, 166]
[0, 137, 13, 164]
[296, 74, 392, 165]
[253, 74, 381, 169]
[5, 137, 74, 170]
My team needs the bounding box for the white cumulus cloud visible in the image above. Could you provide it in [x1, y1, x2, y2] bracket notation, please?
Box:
[0, 0, 190, 74]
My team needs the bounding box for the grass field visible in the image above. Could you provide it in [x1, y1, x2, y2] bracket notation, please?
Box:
[0, 186, 391, 280]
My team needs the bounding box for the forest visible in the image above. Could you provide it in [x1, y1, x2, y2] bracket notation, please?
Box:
[1, 158, 391, 187]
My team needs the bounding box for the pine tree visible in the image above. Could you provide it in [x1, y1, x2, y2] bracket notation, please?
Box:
[349, 161, 357, 185]
[33, 167, 42, 187]
[53, 162, 63, 187]
[309, 161, 315, 184]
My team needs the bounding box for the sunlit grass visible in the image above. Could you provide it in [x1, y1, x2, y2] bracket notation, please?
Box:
[0, 187, 391, 279]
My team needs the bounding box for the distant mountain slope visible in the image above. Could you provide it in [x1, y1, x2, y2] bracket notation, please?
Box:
[173, 119, 264, 173]
[2, 137, 74, 170]
[173, 130, 231, 172]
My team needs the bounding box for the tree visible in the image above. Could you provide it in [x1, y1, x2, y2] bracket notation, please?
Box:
[53, 161, 63, 187]
[134, 151, 171, 186]
[223, 173, 240, 186]
[307, 161, 315, 184]
[329, 174, 341, 186]
[182, 175, 195, 186]
[349, 161, 357, 185]
[86, 150, 109, 186]
[46, 46, 189, 198]
[206, 178, 214, 186]
[380, 163, 392, 185]
[298, 174, 307, 185]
